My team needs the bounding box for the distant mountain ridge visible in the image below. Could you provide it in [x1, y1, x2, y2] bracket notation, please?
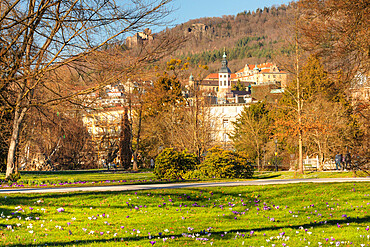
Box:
[163, 3, 293, 74]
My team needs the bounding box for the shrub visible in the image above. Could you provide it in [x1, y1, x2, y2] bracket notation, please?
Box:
[200, 147, 253, 178]
[182, 170, 205, 180]
[154, 148, 197, 179]
[6, 172, 21, 183]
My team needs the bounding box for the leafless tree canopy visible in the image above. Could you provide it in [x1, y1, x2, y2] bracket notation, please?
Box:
[0, 0, 174, 177]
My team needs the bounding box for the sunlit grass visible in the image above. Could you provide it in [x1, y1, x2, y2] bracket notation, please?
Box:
[0, 170, 366, 189]
[1, 182, 369, 246]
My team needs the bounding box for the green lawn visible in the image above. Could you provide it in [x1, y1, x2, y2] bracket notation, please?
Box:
[1, 182, 369, 246]
[1, 170, 367, 189]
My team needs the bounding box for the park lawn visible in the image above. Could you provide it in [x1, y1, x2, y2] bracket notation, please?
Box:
[0, 182, 369, 246]
[1, 171, 158, 189]
[1, 170, 366, 190]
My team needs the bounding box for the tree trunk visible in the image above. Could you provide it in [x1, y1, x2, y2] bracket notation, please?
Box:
[317, 138, 324, 171]
[298, 130, 303, 173]
[6, 107, 27, 178]
[296, 30, 304, 174]
[132, 106, 142, 171]
[256, 147, 260, 171]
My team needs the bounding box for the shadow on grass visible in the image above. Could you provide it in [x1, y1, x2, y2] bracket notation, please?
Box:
[253, 173, 282, 179]
[1, 187, 259, 213]
[0, 177, 205, 191]
[5, 215, 370, 246]
[208, 215, 370, 240]
[18, 169, 149, 175]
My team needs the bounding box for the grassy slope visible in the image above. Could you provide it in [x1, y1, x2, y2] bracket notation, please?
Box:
[1, 182, 369, 246]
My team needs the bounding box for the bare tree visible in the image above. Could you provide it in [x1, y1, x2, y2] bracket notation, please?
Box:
[297, 0, 369, 79]
[0, 0, 174, 178]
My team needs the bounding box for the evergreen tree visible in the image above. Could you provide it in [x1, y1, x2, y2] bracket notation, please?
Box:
[120, 108, 132, 170]
[232, 80, 246, 91]
[231, 102, 272, 170]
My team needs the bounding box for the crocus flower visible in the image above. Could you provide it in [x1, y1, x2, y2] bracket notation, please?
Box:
[57, 208, 65, 212]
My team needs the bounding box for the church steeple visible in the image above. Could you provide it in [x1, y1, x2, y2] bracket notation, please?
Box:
[217, 52, 232, 100]
[219, 52, 231, 73]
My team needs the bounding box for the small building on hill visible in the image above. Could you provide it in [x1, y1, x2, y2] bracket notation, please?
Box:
[234, 62, 288, 87]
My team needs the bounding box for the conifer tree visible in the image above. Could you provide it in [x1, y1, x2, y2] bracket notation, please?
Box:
[120, 108, 132, 170]
[232, 102, 272, 171]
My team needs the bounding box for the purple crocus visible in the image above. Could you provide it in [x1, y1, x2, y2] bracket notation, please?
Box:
[150, 241, 156, 245]
[57, 208, 65, 212]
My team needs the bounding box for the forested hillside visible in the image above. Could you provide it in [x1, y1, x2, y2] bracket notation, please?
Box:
[162, 4, 293, 73]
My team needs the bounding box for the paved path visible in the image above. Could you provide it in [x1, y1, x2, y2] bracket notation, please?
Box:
[0, 177, 369, 194]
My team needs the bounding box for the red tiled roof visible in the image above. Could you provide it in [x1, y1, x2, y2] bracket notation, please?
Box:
[261, 69, 271, 73]
[205, 73, 219, 79]
[248, 64, 255, 70]
[259, 62, 273, 68]
[204, 73, 236, 79]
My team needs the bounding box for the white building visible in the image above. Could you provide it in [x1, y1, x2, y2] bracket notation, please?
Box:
[209, 103, 254, 147]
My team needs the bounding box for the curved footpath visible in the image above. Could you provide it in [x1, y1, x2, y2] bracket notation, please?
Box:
[0, 177, 369, 194]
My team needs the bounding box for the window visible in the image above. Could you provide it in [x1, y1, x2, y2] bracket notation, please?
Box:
[223, 119, 228, 128]
[224, 74, 226, 78]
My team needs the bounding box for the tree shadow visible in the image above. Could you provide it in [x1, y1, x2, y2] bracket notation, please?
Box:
[5, 215, 370, 246]
[253, 173, 282, 179]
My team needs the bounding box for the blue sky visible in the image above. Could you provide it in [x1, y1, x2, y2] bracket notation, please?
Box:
[166, 0, 293, 27]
